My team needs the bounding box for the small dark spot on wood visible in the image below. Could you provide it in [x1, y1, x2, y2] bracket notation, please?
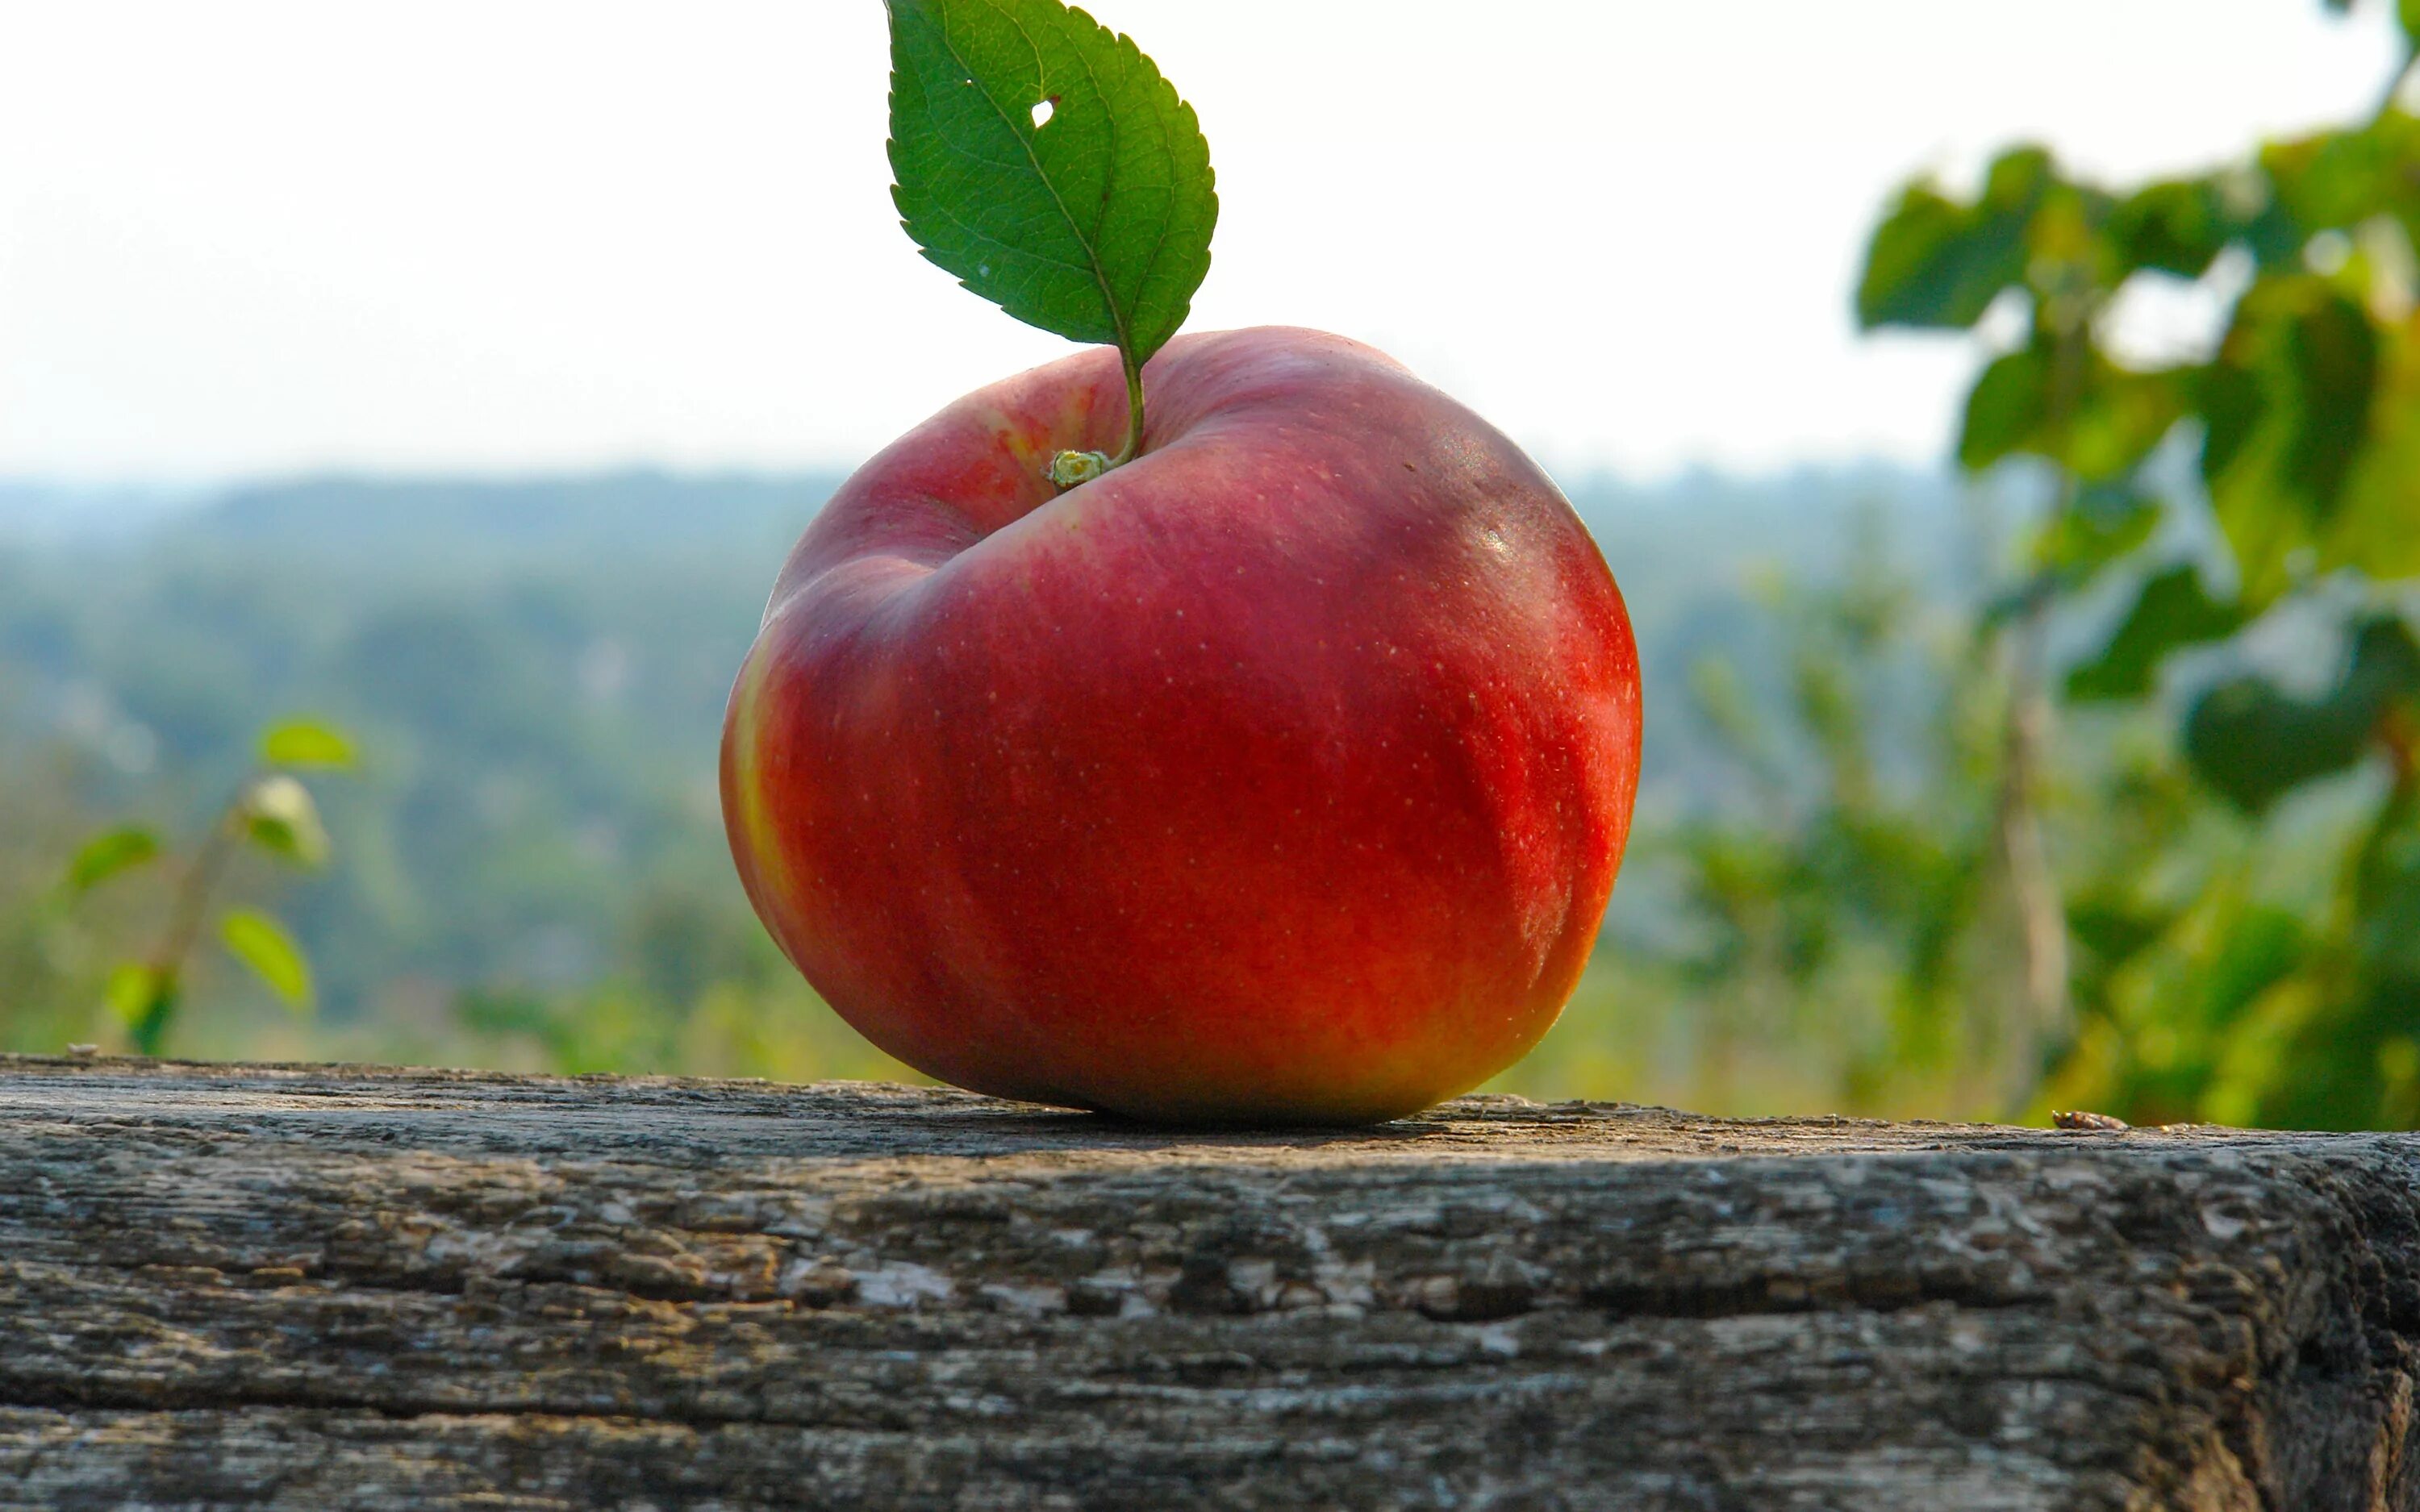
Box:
[1169, 1249, 1254, 1315]
[1064, 1281, 1124, 1318]
[3, 1057, 2414, 1508]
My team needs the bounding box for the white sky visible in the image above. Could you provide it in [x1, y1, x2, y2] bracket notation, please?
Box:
[0, 2, 2403, 485]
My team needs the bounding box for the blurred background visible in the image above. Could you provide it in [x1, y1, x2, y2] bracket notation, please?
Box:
[5, 0, 2418, 1127]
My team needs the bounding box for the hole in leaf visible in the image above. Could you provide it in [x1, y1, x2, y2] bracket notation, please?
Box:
[1032, 98, 1055, 128]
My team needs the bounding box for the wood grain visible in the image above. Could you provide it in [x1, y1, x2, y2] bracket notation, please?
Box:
[2, 1055, 2417, 1510]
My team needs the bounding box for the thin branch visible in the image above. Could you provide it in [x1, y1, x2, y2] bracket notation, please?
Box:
[132, 772, 257, 1055]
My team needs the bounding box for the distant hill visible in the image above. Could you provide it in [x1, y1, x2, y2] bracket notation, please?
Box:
[2, 461, 1969, 577]
[177, 470, 842, 573]
[0, 462, 1982, 1022]
[0, 482, 203, 544]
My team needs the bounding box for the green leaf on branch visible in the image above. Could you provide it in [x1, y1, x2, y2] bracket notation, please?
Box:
[261, 719, 357, 771]
[241, 775, 331, 869]
[2188, 679, 2372, 814]
[2202, 277, 2387, 602]
[886, 0, 1217, 368]
[2231, 301, 2420, 591]
[1857, 147, 2051, 331]
[2067, 564, 2247, 703]
[2197, 359, 2265, 484]
[2105, 177, 2230, 279]
[66, 827, 161, 895]
[106, 963, 180, 1054]
[105, 963, 169, 1026]
[2184, 615, 2420, 813]
[1957, 347, 2049, 470]
[1955, 335, 2186, 481]
[2277, 289, 2378, 520]
[2065, 367, 2189, 482]
[220, 910, 311, 1008]
[2260, 117, 2420, 247]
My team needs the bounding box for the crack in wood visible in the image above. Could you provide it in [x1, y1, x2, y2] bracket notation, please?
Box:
[4, 1056, 2419, 1510]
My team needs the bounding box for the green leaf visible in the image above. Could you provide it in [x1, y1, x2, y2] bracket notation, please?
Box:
[1956, 347, 2048, 471]
[261, 719, 357, 770]
[1955, 337, 2185, 482]
[2363, 831, 2420, 984]
[2063, 365, 2189, 482]
[2299, 355, 2420, 585]
[66, 827, 161, 895]
[2355, 613, 2420, 697]
[2201, 277, 2385, 601]
[220, 910, 311, 1008]
[2188, 678, 2374, 814]
[1856, 147, 2051, 331]
[106, 962, 182, 1054]
[2197, 359, 2265, 483]
[2261, 118, 2420, 243]
[2193, 904, 2310, 1034]
[2066, 564, 2247, 703]
[2066, 891, 2175, 972]
[241, 774, 331, 869]
[887, 0, 1217, 367]
[2276, 288, 2378, 522]
[105, 963, 170, 1027]
[2105, 177, 2230, 279]
[2033, 485, 2161, 585]
[2184, 614, 2420, 812]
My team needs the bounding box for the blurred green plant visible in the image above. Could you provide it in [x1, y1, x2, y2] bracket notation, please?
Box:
[447, 885, 915, 1085]
[1667, 523, 2009, 1111]
[1856, 0, 2420, 1126]
[64, 719, 355, 1055]
[1538, 506, 2064, 1118]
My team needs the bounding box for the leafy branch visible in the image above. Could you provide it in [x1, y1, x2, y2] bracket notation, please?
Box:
[65, 719, 356, 1056]
[1856, 0, 2420, 1126]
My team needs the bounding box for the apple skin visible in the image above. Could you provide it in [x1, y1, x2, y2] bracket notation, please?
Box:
[722, 327, 1640, 1125]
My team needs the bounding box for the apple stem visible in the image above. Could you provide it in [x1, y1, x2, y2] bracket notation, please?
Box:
[1046, 350, 1149, 489]
[1112, 350, 1145, 465]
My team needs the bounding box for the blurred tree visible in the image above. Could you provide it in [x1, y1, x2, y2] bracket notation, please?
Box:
[1668, 517, 2009, 1113]
[1487, 502, 2039, 1118]
[1857, 0, 2420, 1126]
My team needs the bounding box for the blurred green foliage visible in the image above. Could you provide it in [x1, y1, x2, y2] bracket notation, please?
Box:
[6, 2, 2419, 1127]
[0, 474, 909, 1082]
[66, 718, 355, 1054]
[1491, 503, 2051, 1118]
[1836, 0, 2420, 1128]
[0, 466, 1964, 1097]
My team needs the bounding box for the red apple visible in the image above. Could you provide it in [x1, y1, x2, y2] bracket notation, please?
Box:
[722, 327, 1640, 1124]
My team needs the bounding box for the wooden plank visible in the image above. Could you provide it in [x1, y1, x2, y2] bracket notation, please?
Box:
[1, 1055, 2414, 1510]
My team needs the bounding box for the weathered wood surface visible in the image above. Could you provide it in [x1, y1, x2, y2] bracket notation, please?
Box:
[2, 1058, 2418, 1510]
